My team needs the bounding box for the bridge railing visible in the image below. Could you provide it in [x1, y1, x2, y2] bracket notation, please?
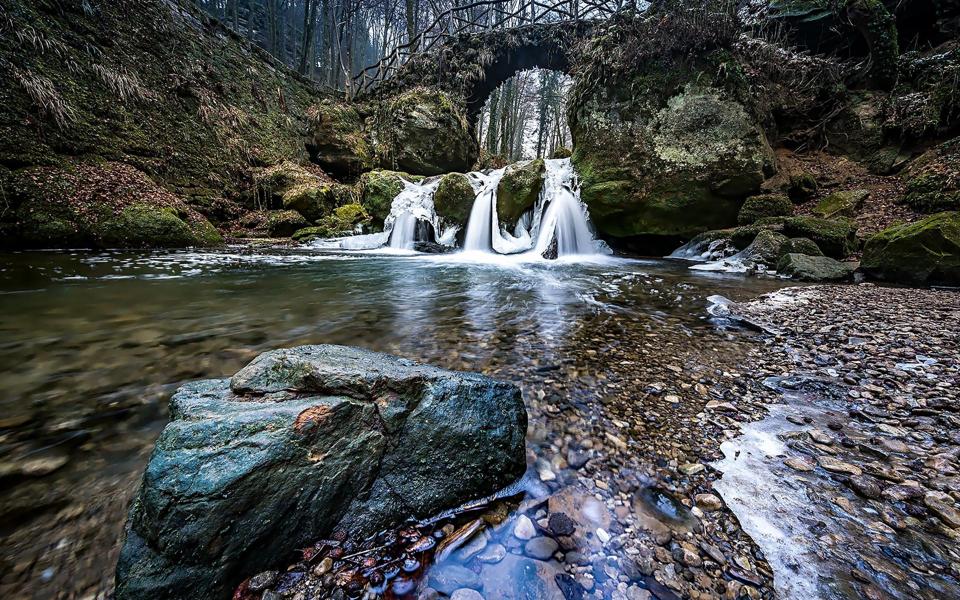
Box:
[351, 0, 629, 97]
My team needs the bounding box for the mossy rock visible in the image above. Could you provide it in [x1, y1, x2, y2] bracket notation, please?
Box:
[265, 210, 308, 237]
[788, 173, 818, 202]
[551, 147, 572, 159]
[902, 138, 960, 213]
[784, 237, 823, 257]
[861, 212, 960, 285]
[814, 189, 869, 218]
[305, 100, 375, 178]
[777, 216, 858, 258]
[738, 194, 793, 225]
[292, 226, 326, 242]
[571, 70, 775, 242]
[282, 182, 352, 222]
[255, 162, 328, 211]
[730, 221, 785, 249]
[777, 254, 856, 281]
[740, 229, 792, 267]
[374, 88, 477, 175]
[358, 170, 423, 228]
[97, 204, 221, 247]
[497, 160, 545, 227]
[434, 173, 475, 226]
[310, 203, 371, 238]
[3, 161, 221, 248]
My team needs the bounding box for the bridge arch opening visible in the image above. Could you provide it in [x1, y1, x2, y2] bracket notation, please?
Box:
[474, 68, 572, 163]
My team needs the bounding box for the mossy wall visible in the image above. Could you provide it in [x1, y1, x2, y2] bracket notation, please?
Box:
[0, 0, 325, 244]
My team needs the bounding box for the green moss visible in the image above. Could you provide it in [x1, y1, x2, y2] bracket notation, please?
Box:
[434, 173, 475, 226]
[738, 194, 793, 225]
[784, 237, 823, 256]
[318, 203, 371, 235]
[265, 210, 308, 237]
[497, 160, 545, 227]
[779, 216, 858, 258]
[551, 147, 572, 159]
[813, 189, 870, 218]
[902, 140, 960, 213]
[292, 226, 326, 242]
[358, 170, 422, 228]
[3, 161, 221, 248]
[861, 212, 960, 285]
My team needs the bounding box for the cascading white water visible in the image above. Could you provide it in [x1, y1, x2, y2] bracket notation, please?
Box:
[308, 157, 607, 259]
[531, 159, 598, 256]
[462, 158, 604, 258]
[388, 212, 417, 249]
[462, 168, 506, 252]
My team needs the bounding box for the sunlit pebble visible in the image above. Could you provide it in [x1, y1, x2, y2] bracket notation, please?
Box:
[402, 558, 420, 573]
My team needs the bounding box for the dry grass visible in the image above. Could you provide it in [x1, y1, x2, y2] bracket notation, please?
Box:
[91, 63, 153, 103]
[8, 64, 76, 129]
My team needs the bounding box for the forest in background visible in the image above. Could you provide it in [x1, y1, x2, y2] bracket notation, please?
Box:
[189, 0, 593, 160]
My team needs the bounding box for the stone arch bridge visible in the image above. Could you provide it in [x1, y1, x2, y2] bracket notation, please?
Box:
[353, 0, 624, 122]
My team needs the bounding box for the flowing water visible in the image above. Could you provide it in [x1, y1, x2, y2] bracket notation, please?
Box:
[0, 246, 794, 599]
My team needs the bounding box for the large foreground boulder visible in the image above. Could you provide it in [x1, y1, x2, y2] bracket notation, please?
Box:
[861, 212, 960, 285]
[115, 345, 527, 600]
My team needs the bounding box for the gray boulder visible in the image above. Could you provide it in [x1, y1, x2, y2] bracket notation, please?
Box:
[777, 253, 857, 281]
[115, 345, 527, 600]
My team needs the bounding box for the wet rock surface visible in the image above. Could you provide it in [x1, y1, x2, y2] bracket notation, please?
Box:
[720, 285, 960, 599]
[116, 345, 526, 600]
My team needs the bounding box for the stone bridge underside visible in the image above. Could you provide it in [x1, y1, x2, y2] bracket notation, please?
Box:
[362, 20, 597, 125]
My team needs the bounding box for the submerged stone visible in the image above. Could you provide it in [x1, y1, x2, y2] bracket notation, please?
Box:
[115, 345, 526, 600]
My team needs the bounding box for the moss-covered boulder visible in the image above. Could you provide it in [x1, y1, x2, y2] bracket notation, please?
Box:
[282, 182, 353, 223]
[497, 159, 545, 227]
[551, 147, 572, 159]
[254, 162, 330, 211]
[902, 138, 960, 213]
[358, 170, 423, 229]
[310, 204, 371, 238]
[738, 194, 793, 225]
[571, 65, 775, 243]
[780, 216, 858, 258]
[739, 229, 792, 267]
[305, 100, 375, 178]
[784, 237, 823, 257]
[2, 162, 221, 248]
[861, 212, 960, 285]
[265, 210, 308, 237]
[814, 189, 869, 218]
[777, 254, 857, 281]
[434, 173, 476, 226]
[373, 88, 477, 176]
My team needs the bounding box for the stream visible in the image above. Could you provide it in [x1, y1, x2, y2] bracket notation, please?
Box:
[0, 246, 793, 599]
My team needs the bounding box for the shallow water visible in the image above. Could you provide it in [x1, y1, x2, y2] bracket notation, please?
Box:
[0, 246, 792, 599]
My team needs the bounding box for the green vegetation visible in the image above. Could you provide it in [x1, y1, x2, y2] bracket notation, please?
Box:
[862, 212, 960, 284]
[497, 160, 545, 227]
[738, 194, 793, 225]
[434, 173, 476, 226]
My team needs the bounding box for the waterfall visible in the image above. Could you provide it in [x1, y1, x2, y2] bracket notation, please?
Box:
[463, 158, 606, 258]
[531, 159, 598, 257]
[308, 158, 608, 259]
[462, 168, 505, 252]
[388, 212, 417, 249]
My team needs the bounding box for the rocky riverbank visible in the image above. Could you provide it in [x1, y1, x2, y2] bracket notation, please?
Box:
[248, 283, 959, 600]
